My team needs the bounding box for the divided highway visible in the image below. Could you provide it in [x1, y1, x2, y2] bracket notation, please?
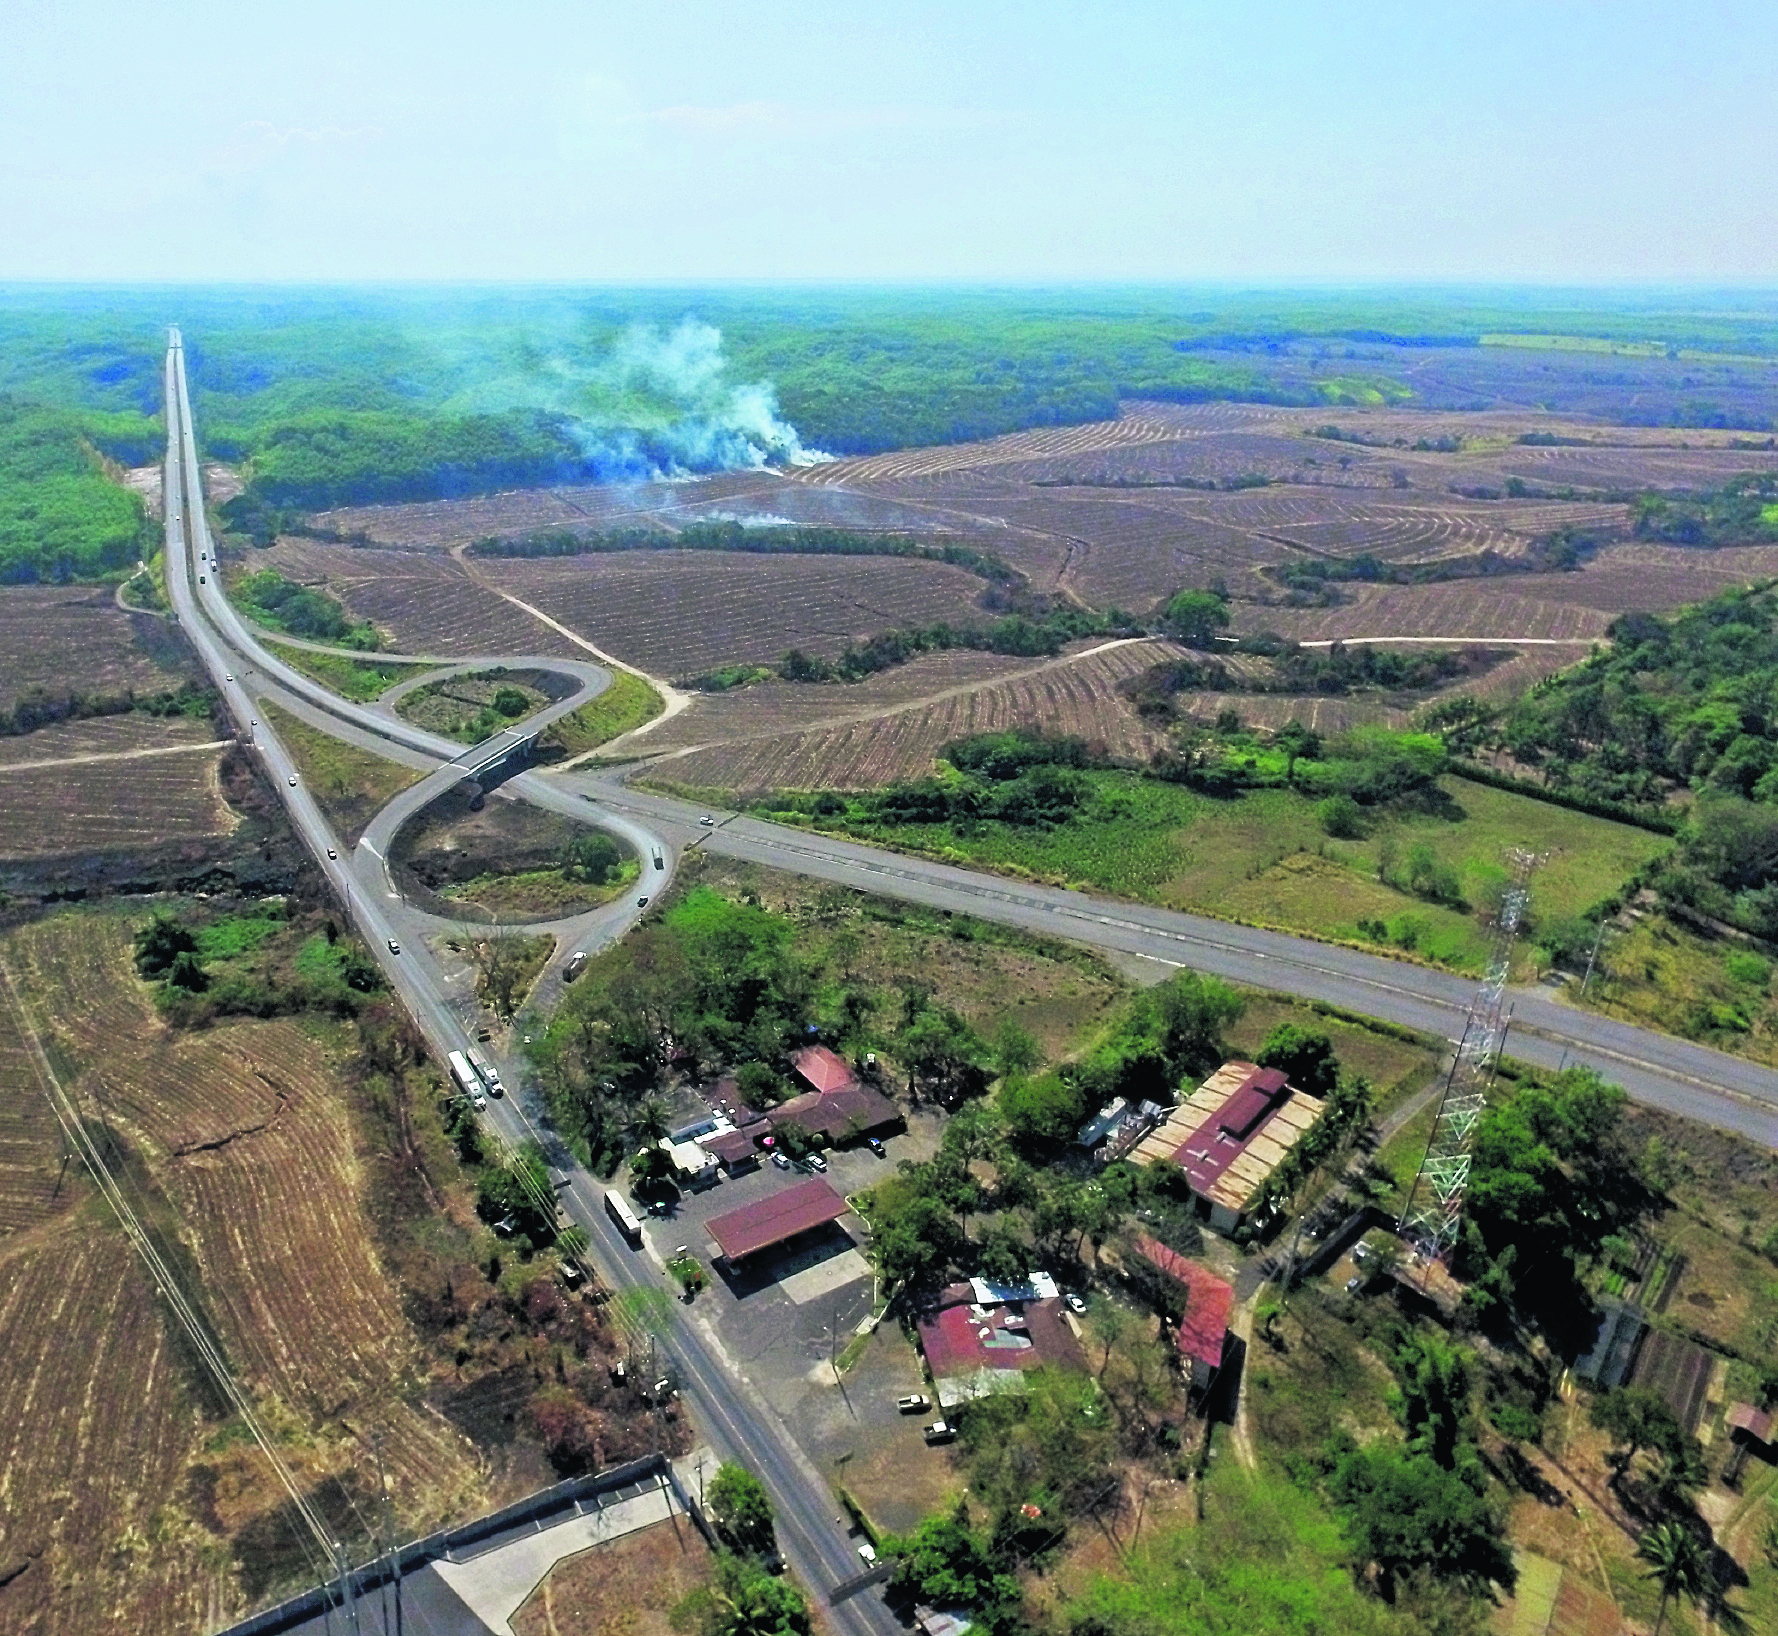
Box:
[162, 335, 904, 1636]
[155, 327, 1775, 1622]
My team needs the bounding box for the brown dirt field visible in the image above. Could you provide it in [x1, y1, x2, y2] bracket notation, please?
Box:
[492, 550, 995, 678]
[252, 538, 584, 659]
[0, 586, 198, 716]
[628, 649, 1045, 754]
[510, 1517, 715, 1636]
[0, 713, 224, 768]
[650, 639, 1177, 794]
[0, 740, 236, 860]
[0, 911, 490, 1629]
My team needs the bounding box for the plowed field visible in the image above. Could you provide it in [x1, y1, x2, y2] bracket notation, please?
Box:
[0, 739, 236, 860]
[0, 586, 198, 716]
[0, 912, 487, 1632]
[653, 639, 1177, 794]
[494, 550, 993, 678]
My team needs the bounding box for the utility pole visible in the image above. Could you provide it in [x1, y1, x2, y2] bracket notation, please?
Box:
[1579, 920, 1608, 1000]
[373, 1431, 402, 1636]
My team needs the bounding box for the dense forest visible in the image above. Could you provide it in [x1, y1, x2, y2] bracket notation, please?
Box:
[4, 287, 1777, 522]
[0, 399, 159, 582]
[1458, 581, 1778, 936]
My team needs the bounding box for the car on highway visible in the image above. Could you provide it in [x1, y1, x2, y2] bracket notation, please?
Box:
[771, 1151, 792, 1170]
[564, 951, 589, 982]
[287, 774, 298, 786]
[699, 814, 714, 826]
[326, 847, 337, 860]
[897, 1394, 930, 1412]
[636, 896, 649, 908]
[857, 1542, 878, 1565]
[224, 673, 233, 681]
[387, 939, 401, 955]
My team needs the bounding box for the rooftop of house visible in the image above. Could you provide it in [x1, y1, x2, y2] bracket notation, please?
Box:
[1132, 1234, 1233, 1372]
[791, 1044, 858, 1095]
[1129, 1061, 1324, 1216]
[916, 1283, 1086, 1406]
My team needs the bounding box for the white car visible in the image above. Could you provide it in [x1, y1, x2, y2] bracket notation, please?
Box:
[387, 939, 401, 955]
[287, 774, 298, 786]
[698, 814, 715, 826]
[326, 847, 337, 860]
[1065, 1292, 1088, 1314]
[771, 1151, 792, 1170]
[804, 1152, 828, 1172]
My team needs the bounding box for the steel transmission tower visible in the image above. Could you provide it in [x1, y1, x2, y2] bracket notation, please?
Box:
[1398, 850, 1536, 1260]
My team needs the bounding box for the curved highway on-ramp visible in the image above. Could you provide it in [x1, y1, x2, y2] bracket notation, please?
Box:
[159, 332, 1776, 1628]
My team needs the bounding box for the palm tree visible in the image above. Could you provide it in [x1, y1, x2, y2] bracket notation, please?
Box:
[1636, 1520, 1708, 1636]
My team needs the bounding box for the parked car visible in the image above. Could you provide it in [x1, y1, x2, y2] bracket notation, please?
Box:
[1346, 1275, 1365, 1293]
[1065, 1292, 1088, 1314]
[868, 1137, 887, 1157]
[771, 1151, 793, 1170]
[923, 1420, 955, 1444]
[564, 951, 589, 982]
[804, 1152, 828, 1172]
[897, 1394, 930, 1413]
[857, 1542, 878, 1565]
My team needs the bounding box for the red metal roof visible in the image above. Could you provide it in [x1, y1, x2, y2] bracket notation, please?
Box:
[706, 1178, 848, 1263]
[916, 1288, 1086, 1382]
[770, 1081, 901, 1144]
[792, 1045, 858, 1095]
[1133, 1235, 1233, 1372]
[1170, 1067, 1291, 1199]
[1727, 1402, 1775, 1444]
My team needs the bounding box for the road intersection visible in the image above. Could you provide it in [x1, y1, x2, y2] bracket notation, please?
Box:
[158, 331, 1775, 1628]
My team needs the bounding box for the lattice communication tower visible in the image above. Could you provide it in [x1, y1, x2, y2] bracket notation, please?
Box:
[1398, 849, 1536, 1260]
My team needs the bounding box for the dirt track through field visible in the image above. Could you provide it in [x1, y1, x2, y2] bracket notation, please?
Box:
[0, 738, 231, 773]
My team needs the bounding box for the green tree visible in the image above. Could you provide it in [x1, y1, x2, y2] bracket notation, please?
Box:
[993, 1018, 1043, 1080]
[707, 1463, 777, 1558]
[1389, 1332, 1473, 1470]
[1256, 1024, 1340, 1099]
[1635, 1521, 1709, 1636]
[1588, 1387, 1684, 1491]
[884, 1503, 1020, 1615]
[1276, 720, 1323, 786]
[1330, 1444, 1514, 1599]
[165, 948, 210, 993]
[998, 1070, 1090, 1148]
[133, 911, 196, 978]
[563, 830, 625, 884]
[1161, 588, 1231, 648]
[901, 1005, 991, 1105]
[492, 685, 532, 717]
[705, 1551, 811, 1636]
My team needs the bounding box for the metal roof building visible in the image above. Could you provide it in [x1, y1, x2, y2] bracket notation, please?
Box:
[705, 1178, 850, 1264]
[1130, 1061, 1325, 1234]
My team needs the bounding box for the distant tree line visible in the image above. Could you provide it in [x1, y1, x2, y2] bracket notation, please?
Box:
[2, 679, 212, 738]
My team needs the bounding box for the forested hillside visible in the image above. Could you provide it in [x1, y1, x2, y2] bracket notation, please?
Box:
[0, 400, 159, 582]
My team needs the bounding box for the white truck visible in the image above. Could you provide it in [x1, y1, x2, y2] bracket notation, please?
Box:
[447, 1050, 486, 1109]
[466, 1045, 504, 1098]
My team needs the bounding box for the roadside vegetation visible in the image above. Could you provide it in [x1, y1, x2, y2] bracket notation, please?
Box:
[232, 565, 382, 649]
[258, 697, 423, 842]
[395, 667, 555, 743]
[737, 725, 1669, 977]
[537, 668, 664, 757]
[264, 639, 435, 703]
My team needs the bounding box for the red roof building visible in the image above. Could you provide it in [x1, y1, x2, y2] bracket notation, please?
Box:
[1133, 1235, 1234, 1388]
[915, 1284, 1087, 1409]
[792, 1045, 859, 1095]
[770, 1081, 902, 1146]
[705, 1178, 850, 1263]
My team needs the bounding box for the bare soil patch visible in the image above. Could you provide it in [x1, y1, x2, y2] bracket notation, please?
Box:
[510, 1517, 716, 1636]
[0, 584, 198, 716]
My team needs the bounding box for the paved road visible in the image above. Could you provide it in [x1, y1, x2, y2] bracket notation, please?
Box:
[162, 336, 901, 1636]
[158, 323, 1774, 1626]
[572, 785, 1778, 1146]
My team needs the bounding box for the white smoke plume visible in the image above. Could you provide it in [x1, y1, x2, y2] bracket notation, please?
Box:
[486, 319, 829, 480]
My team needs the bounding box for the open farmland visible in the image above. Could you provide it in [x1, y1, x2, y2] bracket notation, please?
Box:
[0, 734, 236, 860]
[652, 638, 1177, 794]
[0, 586, 198, 716]
[0, 711, 226, 769]
[251, 537, 584, 659]
[0, 911, 489, 1629]
[493, 549, 996, 678]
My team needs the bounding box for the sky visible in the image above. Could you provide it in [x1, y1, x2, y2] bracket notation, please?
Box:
[4, 0, 1774, 284]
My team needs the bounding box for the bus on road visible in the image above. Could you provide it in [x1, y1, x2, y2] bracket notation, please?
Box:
[605, 1190, 643, 1246]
